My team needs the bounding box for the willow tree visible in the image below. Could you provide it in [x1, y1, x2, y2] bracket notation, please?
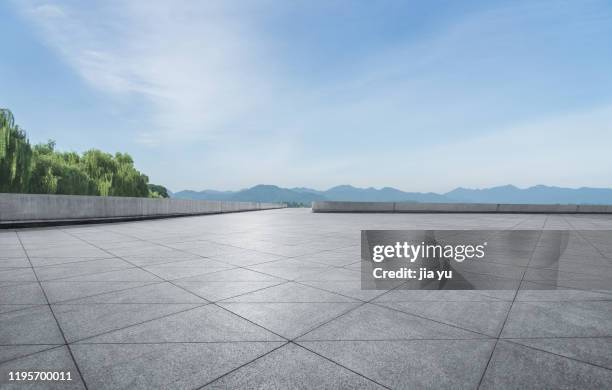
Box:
[0, 109, 32, 192]
[2, 108, 161, 197]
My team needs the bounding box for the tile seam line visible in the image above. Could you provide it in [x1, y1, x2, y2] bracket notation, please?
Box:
[561, 215, 612, 265]
[59, 228, 291, 343]
[48, 281, 165, 305]
[64, 303, 210, 345]
[293, 341, 393, 390]
[0, 344, 66, 366]
[502, 338, 612, 372]
[15, 231, 90, 390]
[291, 276, 414, 342]
[193, 341, 290, 389]
[476, 215, 549, 389]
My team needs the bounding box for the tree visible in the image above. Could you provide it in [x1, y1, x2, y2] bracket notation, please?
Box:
[148, 184, 170, 198]
[1, 108, 166, 198]
[0, 109, 32, 192]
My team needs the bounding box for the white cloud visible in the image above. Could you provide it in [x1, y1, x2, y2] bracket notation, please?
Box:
[18, 0, 280, 144]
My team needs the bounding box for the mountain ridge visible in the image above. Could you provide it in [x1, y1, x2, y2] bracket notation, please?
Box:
[171, 184, 612, 205]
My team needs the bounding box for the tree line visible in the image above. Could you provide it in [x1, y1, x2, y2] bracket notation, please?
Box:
[0, 109, 168, 198]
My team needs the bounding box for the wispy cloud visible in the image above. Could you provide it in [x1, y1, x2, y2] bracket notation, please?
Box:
[18, 0, 281, 144]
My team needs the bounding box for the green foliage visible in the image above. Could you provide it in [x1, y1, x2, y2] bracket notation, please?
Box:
[0, 109, 32, 192]
[147, 184, 170, 198]
[0, 109, 159, 198]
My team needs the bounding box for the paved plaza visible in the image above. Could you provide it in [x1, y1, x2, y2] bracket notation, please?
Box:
[1, 209, 611, 389]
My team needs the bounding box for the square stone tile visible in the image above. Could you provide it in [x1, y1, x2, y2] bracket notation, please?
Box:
[298, 303, 489, 341]
[375, 300, 512, 337]
[174, 267, 283, 283]
[300, 339, 495, 389]
[501, 301, 612, 338]
[0, 268, 37, 282]
[34, 258, 133, 281]
[222, 282, 358, 303]
[71, 342, 284, 390]
[54, 268, 162, 282]
[219, 302, 360, 339]
[173, 280, 285, 302]
[300, 280, 389, 301]
[143, 260, 233, 280]
[0, 346, 86, 389]
[247, 259, 331, 281]
[0, 306, 64, 345]
[52, 303, 203, 342]
[480, 341, 612, 389]
[78, 304, 284, 343]
[0, 258, 30, 268]
[204, 343, 384, 389]
[0, 283, 47, 304]
[510, 337, 612, 369]
[41, 281, 156, 303]
[65, 282, 207, 304]
[0, 345, 61, 364]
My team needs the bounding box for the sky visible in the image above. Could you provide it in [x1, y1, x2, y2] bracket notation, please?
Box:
[1, 0, 612, 193]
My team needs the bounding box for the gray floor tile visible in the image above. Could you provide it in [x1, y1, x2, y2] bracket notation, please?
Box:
[247, 259, 331, 281]
[501, 301, 612, 338]
[222, 282, 358, 303]
[219, 302, 360, 339]
[52, 303, 203, 342]
[209, 251, 285, 267]
[78, 304, 284, 343]
[65, 282, 207, 304]
[0, 268, 37, 282]
[143, 261, 233, 280]
[173, 280, 285, 301]
[376, 300, 512, 336]
[72, 342, 284, 390]
[0, 283, 47, 304]
[0, 306, 65, 345]
[300, 339, 496, 389]
[372, 289, 509, 302]
[0, 305, 47, 315]
[204, 343, 384, 389]
[34, 258, 133, 281]
[42, 281, 156, 303]
[0, 345, 61, 364]
[174, 267, 283, 282]
[55, 268, 162, 282]
[28, 256, 114, 267]
[298, 303, 488, 341]
[480, 340, 612, 389]
[0, 346, 86, 389]
[300, 280, 388, 301]
[509, 337, 612, 369]
[0, 258, 30, 268]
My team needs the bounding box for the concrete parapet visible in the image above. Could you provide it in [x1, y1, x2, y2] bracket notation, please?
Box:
[0, 193, 285, 227]
[312, 201, 612, 214]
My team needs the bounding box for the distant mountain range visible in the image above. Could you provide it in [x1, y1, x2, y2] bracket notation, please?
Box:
[170, 184, 612, 205]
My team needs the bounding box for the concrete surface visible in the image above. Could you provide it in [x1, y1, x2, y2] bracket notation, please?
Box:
[0, 209, 611, 389]
[313, 201, 612, 213]
[0, 193, 285, 226]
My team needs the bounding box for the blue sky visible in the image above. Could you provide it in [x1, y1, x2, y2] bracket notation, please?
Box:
[1, 0, 612, 192]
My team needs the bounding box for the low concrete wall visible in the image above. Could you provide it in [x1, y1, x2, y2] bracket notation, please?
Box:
[312, 201, 612, 214]
[0, 193, 285, 226]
